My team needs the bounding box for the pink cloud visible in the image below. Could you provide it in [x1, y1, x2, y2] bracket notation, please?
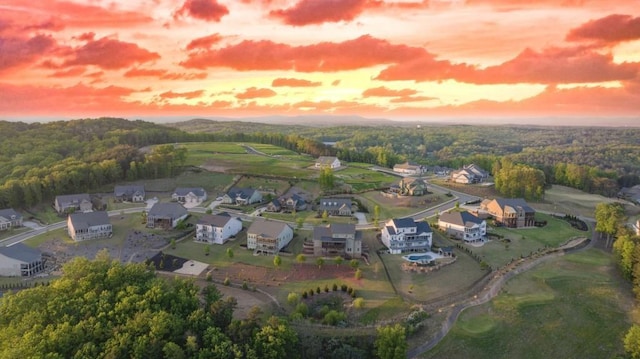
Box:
[186, 33, 223, 50]
[65, 37, 160, 69]
[0, 34, 57, 72]
[362, 86, 418, 97]
[49, 66, 86, 77]
[566, 14, 640, 45]
[124, 68, 168, 77]
[272, 77, 322, 87]
[159, 90, 205, 99]
[180, 35, 425, 71]
[174, 0, 229, 22]
[270, 0, 381, 26]
[236, 87, 277, 99]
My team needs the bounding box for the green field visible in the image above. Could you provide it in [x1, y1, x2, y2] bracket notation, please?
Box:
[464, 213, 587, 269]
[422, 249, 633, 359]
[335, 163, 398, 192]
[531, 185, 632, 218]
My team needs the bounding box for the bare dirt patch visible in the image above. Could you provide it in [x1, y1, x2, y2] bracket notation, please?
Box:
[200, 162, 231, 173]
[213, 262, 356, 285]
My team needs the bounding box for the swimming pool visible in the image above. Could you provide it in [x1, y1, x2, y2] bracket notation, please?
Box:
[402, 253, 435, 263]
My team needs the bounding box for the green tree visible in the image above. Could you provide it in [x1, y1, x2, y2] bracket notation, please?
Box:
[349, 259, 359, 269]
[204, 245, 211, 256]
[322, 210, 329, 223]
[253, 317, 299, 359]
[613, 233, 636, 280]
[296, 254, 306, 264]
[226, 248, 234, 259]
[373, 205, 380, 228]
[316, 257, 325, 269]
[296, 217, 304, 230]
[273, 255, 282, 269]
[170, 238, 176, 249]
[625, 325, 640, 358]
[334, 256, 343, 267]
[355, 268, 362, 280]
[375, 324, 408, 359]
[595, 202, 625, 247]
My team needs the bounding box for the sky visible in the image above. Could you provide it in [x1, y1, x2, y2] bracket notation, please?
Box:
[1, 0, 640, 123]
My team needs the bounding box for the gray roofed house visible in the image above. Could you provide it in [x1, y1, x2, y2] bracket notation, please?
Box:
[114, 185, 145, 202]
[312, 223, 362, 258]
[196, 212, 243, 245]
[438, 210, 487, 242]
[381, 217, 433, 254]
[223, 187, 263, 205]
[317, 198, 352, 216]
[0, 243, 44, 277]
[0, 208, 23, 231]
[247, 219, 293, 255]
[147, 202, 189, 229]
[67, 211, 112, 241]
[54, 193, 93, 214]
[172, 187, 207, 204]
[315, 156, 341, 169]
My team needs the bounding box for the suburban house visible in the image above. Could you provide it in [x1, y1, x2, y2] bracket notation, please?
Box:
[315, 156, 341, 169]
[246, 219, 294, 255]
[619, 185, 640, 204]
[481, 198, 536, 228]
[0, 208, 23, 231]
[54, 193, 93, 214]
[113, 185, 145, 202]
[317, 198, 352, 216]
[266, 194, 307, 213]
[450, 164, 490, 184]
[396, 177, 428, 196]
[0, 243, 44, 277]
[172, 187, 207, 204]
[147, 202, 188, 229]
[312, 223, 362, 258]
[438, 210, 487, 242]
[381, 218, 433, 254]
[67, 211, 113, 241]
[196, 213, 243, 245]
[393, 162, 426, 175]
[222, 187, 263, 205]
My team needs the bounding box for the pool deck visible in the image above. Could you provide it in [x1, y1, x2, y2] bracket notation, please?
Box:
[402, 251, 444, 264]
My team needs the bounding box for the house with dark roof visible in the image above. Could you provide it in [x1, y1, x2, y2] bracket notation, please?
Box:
[393, 162, 426, 175]
[450, 164, 490, 184]
[114, 185, 145, 202]
[481, 198, 536, 228]
[196, 213, 243, 245]
[266, 194, 307, 213]
[247, 219, 293, 255]
[397, 177, 428, 196]
[67, 211, 112, 241]
[317, 198, 352, 216]
[313, 223, 362, 258]
[54, 194, 93, 214]
[438, 210, 487, 242]
[147, 202, 188, 229]
[172, 187, 207, 205]
[0, 243, 44, 277]
[315, 156, 341, 169]
[0, 208, 22, 231]
[222, 187, 262, 205]
[381, 218, 432, 254]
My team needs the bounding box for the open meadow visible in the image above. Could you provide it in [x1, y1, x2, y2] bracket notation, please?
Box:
[421, 249, 633, 359]
[531, 185, 637, 218]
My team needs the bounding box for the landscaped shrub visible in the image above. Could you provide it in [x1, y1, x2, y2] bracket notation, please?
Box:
[316, 286, 321, 294]
[295, 302, 309, 317]
[223, 277, 230, 286]
[353, 297, 365, 309]
[332, 283, 338, 291]
[324, 284, 330, 293]
[355, 268, 362, 280]
[309, 289, 315, 296]
[287, 292, 301, 306]
[206, 273, 212, 282]
[347, 287, 354, 295]
[323, 310, 347, 326]
[242, 281, 249, 290]
[341, 284, 348, 292]
[302, 291, 308, 299]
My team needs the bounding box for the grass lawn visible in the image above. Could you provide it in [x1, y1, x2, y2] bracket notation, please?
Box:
[0, 227, 30, 241]
[531, 184, 632, 218]
[421, 249, 633, 359]
[357, 191, 446, 221]
[464, 213, 587, 269]
[335, 166, 398, 192]
[235, 177, 291, 196]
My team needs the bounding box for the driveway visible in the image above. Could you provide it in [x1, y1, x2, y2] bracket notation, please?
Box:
[22, 221, 44, 230]
[354, 212, 367, 225]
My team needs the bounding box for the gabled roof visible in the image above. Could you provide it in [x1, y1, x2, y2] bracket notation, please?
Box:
[0, 208, 21, 221]
[247, 219, 291, 238]
[387, 218, 432, 233]
[316, 156, 339, 165]
[493, 198, 535, 214]
[55, 193, 91, 206]
[400, 177, 427, 186]
[198, 213, 237, 227]
[114, 185, 145, 196]
[313, 223, 359, 242]
[392, 217, 417, 229]
[318, 198, 351, 210]
[227, 187, 257, 199]
[0, 243, 41, 263]
[439, 211, 484, 227]
[148, 202, 188, 218]
[68, 211, 111, 230]
[464, 164, 489, 177]
[174, 187, 206, 197]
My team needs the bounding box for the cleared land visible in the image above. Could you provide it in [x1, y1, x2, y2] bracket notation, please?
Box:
[421, 249, 633, 359]
[531, 184, 636, 218]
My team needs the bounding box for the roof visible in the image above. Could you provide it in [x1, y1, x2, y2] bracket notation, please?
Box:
[316, 156, 339, 165]
[114, 185, 145, 196]
[56, 193, 91, 206]
[148, 202, 188, 218]
[0, 243, 41, 263]
[464, 164, 489, 177]
[440, 246, 454, 253]
[68, 211, 111, 230]
[493, 198, 535, 214]
[174, 187, 206, 197]
[392, 217, 418, 229]
[0, 208, 21, 221]
[247, 219, 291, 238]
[198, 213, 236, 227]
[439, 211, 484, 227]
[313, 223, 359, 242]
[385, 218, 431, 235]
[227, 187, 257, 199]
[318, 198, 351, 210]
[394, 162, 421, 170]
[400, 177, 427, 186]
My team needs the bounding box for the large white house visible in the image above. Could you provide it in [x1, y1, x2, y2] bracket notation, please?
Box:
[315, 156, 341, 169]
[67, 211, 113, 241]
[172, 187, 207, 205]
[247, 219, 293, 255]
[0, 243, 44, 277]
[381, 218, 433, 254]
[438, 210, 486, 242]
[0, 208, 22, 231]
[196, 213, 243, 245]
[393, 162, 426, 175]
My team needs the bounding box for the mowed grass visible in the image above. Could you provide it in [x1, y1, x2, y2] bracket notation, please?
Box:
[464, 213, 586, 269]
[531, 185, 629, 218]
[335, 164, 398, 192]
[421, 249, 633, 359]
[180, 142, 316, 178]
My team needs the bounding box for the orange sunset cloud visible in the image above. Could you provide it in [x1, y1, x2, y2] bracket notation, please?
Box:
[0, 0, 638, 120]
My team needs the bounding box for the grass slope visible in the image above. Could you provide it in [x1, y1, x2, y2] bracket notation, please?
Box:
[421, 249, 633, 359]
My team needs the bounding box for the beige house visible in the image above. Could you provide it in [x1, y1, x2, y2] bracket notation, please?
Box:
[315, 156, 341, 169]
[481, 198, 535, 228]
[172, 187, 207, 204]
[247, 219, 293, 255]
[317, 198, 352, 216]
[397, 177, 428, 196]
[313, 223, 362, 258]
[0, 208, 22, 231]
[450, 164, 490, 184]
[0, 243, 44, 277]
[393, 162, 425, 175]
[438, 210, 487, 242]
[67, 211, 112, 241]
[54, 194, 93, 214]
